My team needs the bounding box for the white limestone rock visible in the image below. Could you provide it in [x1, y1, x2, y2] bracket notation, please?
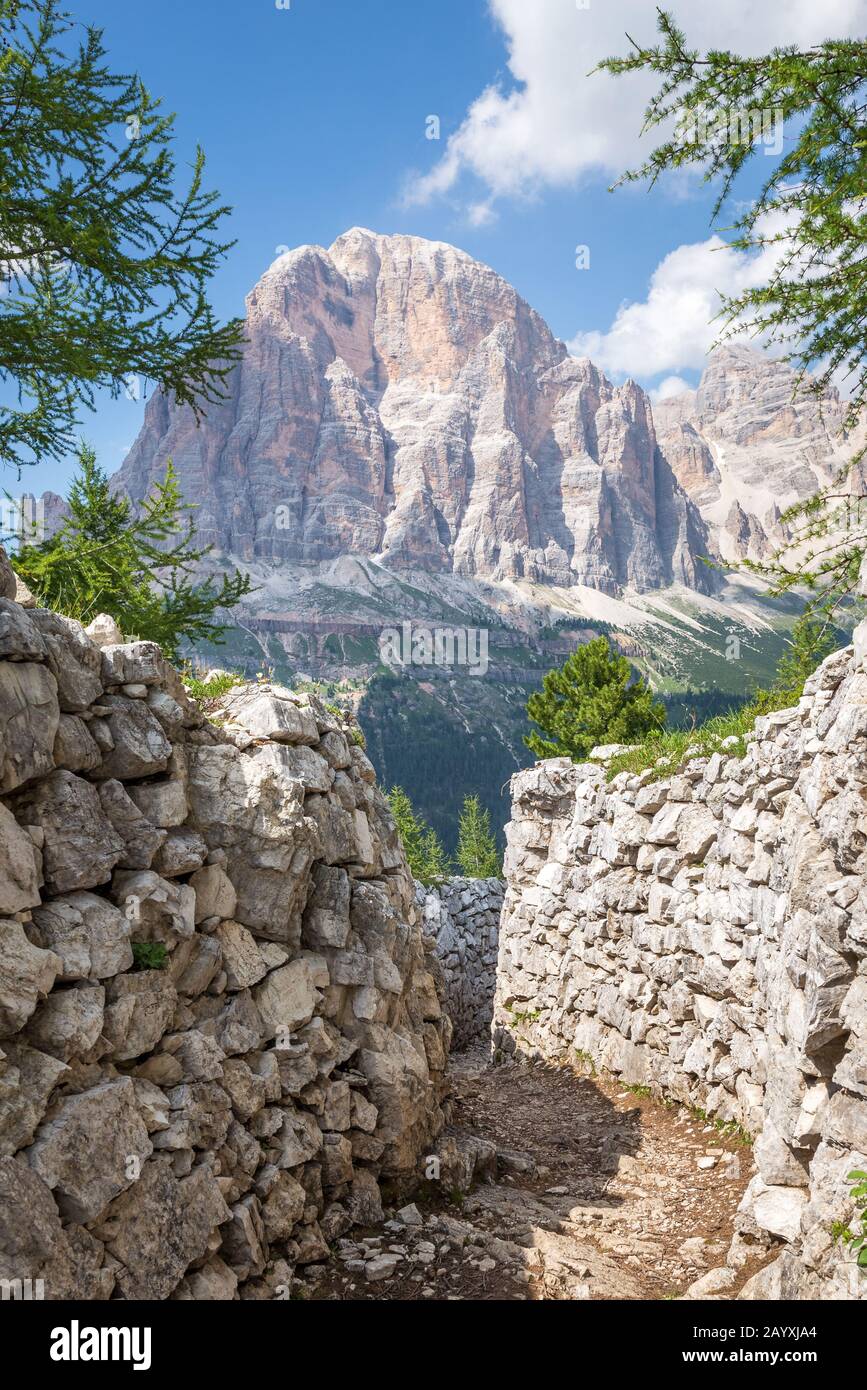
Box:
[0, 662, 59, 792]
[0, 805, 42, 914]
[14, 769, 124, 894]
[27, 1077, 153, 1222]
[0, 922, 61, 1036]
[84, 613, 123, 648]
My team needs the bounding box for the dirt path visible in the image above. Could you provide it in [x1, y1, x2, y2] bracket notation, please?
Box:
[306, 1050, 764, 1302]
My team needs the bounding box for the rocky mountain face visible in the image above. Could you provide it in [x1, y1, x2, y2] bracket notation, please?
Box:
[654, 345, 865, 565]
[115, 229, 716, 597]
[116, 232, 862, 600]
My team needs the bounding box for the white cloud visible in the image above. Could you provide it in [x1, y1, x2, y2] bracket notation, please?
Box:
[568, 209, 804, 378]
[650, 375, 695, 403]
[405, 0, 867, 207]
[467, 200, 497, 228]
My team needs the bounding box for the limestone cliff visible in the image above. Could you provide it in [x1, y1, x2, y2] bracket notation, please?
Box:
[654, 344, 867, 565]
[115, 228, 715, 596]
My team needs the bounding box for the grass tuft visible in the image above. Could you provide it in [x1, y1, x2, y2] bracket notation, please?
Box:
[603, 688, 798, 782]
[181, 669, 244, 704]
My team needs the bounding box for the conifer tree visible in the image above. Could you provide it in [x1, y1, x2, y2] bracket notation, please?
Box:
[772, 613, 838, 699]
[525, 636, 665, 762]
[386, 785, 451, 887]
[456, 795, 502, 879]
[13, 445, 251, 659]
[0, 0, 242, 472]
[421, 826, 452, 887]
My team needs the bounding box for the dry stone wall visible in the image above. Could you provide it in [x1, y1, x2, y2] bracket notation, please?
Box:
[0, 587, 449, 1300]
[494, 630, 867, 1300]
[418, 878, 503, 1049]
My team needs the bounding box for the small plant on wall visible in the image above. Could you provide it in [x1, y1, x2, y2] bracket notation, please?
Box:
[834, 1170, 867, 1270]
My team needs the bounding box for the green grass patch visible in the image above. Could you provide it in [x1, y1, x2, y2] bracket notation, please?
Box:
[573, 1048, 597, 1076]
[181, 669, 244, 704]
[688, 1105, 754, 1147]
[132, 942, 168, 971]
[603, 688, 798, 782]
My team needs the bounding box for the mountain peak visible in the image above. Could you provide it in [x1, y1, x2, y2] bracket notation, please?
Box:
[124, 229, 859, 600]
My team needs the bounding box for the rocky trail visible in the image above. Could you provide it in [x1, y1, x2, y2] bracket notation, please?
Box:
[304, 1048, 762, 1302]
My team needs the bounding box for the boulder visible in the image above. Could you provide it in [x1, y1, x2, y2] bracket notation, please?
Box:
[0, 804, 41, 914]
[90, 697, 172, 781]
[191, 864, 237, 924]
[97, 779, 166, 871]
[169, 934, 222, 997]
[0, 1153, 62, 1279]
[151, 1081, 232, 1151]
[127, 779, 188, 829]
[84, 613, 123, 648]
[216, 684, 319, 746]
[24, 983, 106, 1062]
[0, 921, 61, 1036]
[0, 598, 46, 659]
[253, 959, 323, 1040]
[110, 870, 196, 947]
[302, 864, 351, 949]
[0, 662, 59, 791]
[261, 1170, 306, 1241]
[220, 1193, 267, 1281]
[0, 1043, 69, 1156]
[102, 971, 178, 1061]
[99, 641, 168, 688]
[152, 829, 209, 879]
[91, 1156, 231, 1299]
[274, 1107, 322, 1167]
[14, 770, 124, 893]
[214, 921, 267, 991]
[30, 611, 103, 711]
[53, 713, 101, 774]
[30, 895, 132, 984]
[347, 1168, 384, 1226]
[13, 575, 36, 609]
[174, 1255, 238, 1301]
[27, 1077, 152, 1222]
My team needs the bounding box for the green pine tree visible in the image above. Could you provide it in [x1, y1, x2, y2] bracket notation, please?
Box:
[456, 795, 502, 879]
[387, 785, 451, 887]
[525, 636, 666, 763]
[773, 613, 838, 699]
[13, 444, 252, 660]
[421, 827, 452, 887]
[599, 11, 867, 614]
[0, 0, 243, 472]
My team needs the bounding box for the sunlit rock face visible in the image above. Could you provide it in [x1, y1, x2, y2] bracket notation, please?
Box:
[115, 229, 717, 597]
[653, 344, 867, 565]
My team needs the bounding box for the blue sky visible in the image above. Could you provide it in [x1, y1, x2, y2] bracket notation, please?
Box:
[34, 0, 867, 496]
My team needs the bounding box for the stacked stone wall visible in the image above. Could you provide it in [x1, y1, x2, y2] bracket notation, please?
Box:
[0, 593, 448, 1300]
[495, 634, 867, 1299]
[419, 877, 503, 1048]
